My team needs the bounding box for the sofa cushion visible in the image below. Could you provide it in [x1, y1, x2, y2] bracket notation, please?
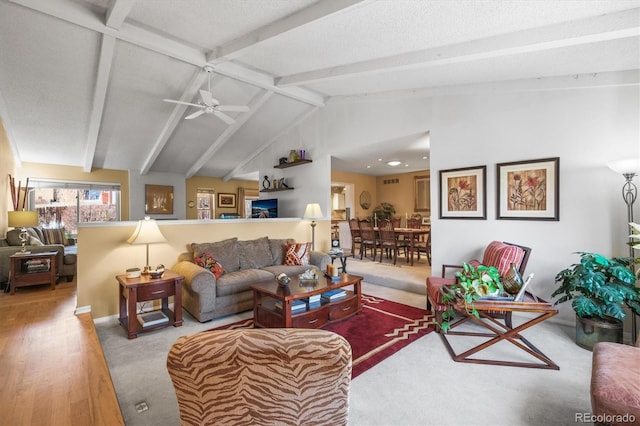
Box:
[29, 236, 44, 246]
[42, 228, 69, 246]
[263, 264, 319, 277]
[31, 226, 45, 243]
[192, 238, 239, 273]
[268, 238, 294, 266]
[6, 229, 23, 246]
[216, 269, 274, 297]
[284, 242, 311, 266]
[237, 237, 272, 269]
[194, 252, 226, 279]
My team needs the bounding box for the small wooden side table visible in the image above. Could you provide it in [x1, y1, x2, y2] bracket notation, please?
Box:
[9, 251, 58, 295]
[116, 270, 183, 339]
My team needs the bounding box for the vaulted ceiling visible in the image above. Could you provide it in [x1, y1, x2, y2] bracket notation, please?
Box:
[0, 0, 638, 179]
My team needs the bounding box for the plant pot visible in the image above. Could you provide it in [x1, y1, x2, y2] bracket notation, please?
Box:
[575, 315, 623, 351]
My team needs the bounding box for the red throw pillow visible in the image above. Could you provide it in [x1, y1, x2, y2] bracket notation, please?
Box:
[194, 252, 226, 279]
[284, 242, 311, 266]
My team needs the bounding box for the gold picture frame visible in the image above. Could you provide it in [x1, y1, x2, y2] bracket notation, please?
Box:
[217, 192, 237, 208]
[145, 185, 174, 214]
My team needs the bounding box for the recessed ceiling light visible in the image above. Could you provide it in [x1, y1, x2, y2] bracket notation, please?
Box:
[387, 160, 402, 166]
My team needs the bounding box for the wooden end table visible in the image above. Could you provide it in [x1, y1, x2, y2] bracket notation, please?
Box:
[439, 288, 559, 370]
[9, 251, 58, 295]
[117, 270, 184, 339]
[252, 273, 362, 328]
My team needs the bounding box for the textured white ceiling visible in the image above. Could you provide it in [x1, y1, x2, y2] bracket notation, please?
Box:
[0, 0, 638, 179]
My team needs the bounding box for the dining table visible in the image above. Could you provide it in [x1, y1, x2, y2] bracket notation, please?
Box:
[374, 226, 429, 266]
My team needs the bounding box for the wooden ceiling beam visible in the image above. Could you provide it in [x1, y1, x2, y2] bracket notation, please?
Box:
[105, 0, 135, 29]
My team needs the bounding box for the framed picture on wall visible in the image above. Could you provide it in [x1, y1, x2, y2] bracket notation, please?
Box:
[497, 157, 559, 221]
[438, 165, 486, 219]
[145, 184, 174, 214]
[217, 192, 237, 208]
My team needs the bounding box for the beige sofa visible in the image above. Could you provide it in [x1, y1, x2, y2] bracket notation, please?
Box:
[172, 237, 331, 322]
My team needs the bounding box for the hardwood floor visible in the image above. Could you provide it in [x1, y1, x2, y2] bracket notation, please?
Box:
[0, 279, 124, 426]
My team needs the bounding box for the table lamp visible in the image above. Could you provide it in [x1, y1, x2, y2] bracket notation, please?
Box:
[126, 217, 167, 274]
[303, 203, 323, 251]
[8, 211, 39, 253]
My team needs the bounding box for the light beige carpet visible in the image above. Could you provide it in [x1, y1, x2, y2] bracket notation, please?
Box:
[96, 259, 594, 426]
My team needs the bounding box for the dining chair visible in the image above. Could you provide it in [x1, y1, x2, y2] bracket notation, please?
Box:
[358, 219, 378, 260]
[378, 218, 408, 265]
[406, 217, 426, 262]
[348, 218, 361, 257]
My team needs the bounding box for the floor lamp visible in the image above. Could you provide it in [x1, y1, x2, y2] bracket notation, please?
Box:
[608, 158, 640, 343]
[303, 203, 323, 251]
[127, 217, 167, 274]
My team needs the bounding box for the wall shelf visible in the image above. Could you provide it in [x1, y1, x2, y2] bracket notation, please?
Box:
[260, 187, 294, 193]
[273, 159, 312, 169]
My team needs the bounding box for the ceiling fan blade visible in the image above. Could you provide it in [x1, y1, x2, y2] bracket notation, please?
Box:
[199, 90, 215, 107]
[213, 110, 236, 124]
[163, 99, 203, 108]
[216, 105, 250, 112]
[185, 110, 206, 120]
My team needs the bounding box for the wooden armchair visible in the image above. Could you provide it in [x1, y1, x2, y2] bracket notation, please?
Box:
[426, 241, 532, 331]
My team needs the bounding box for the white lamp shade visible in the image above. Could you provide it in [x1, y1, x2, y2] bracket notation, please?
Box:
[303, 203, 323, 220]
[607, 158, 640, 174]
[127, 217, 167, 245]
[8, 211, 38, 228]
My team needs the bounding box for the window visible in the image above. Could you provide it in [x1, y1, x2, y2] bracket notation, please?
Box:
[29, 179, 121, 235]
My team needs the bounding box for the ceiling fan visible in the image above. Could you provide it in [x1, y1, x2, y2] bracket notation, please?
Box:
[163, 66, 249, 125]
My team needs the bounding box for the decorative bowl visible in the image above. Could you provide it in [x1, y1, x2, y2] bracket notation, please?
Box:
[149, 271, 164, 279]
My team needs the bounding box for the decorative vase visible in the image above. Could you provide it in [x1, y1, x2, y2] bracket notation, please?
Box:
[502, 262, 523, 294]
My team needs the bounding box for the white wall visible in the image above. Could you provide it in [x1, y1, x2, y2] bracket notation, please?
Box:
[278, 81, 639, 325]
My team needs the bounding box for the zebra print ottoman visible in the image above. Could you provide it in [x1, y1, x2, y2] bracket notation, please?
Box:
[167, 328, 352, 425]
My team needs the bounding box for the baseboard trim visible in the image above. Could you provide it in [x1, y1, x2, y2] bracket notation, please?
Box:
[75, 305, 91, 315]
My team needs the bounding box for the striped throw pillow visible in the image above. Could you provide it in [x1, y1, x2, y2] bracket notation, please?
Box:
[481, 241, 524, 277]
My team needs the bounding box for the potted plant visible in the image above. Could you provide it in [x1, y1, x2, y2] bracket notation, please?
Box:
[440, 263, 503, 332]
[372, 202, 395, 220]
[552, 252, 640, 350]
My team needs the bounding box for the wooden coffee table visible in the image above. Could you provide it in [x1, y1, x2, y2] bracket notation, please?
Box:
[252, 273, 362, 328]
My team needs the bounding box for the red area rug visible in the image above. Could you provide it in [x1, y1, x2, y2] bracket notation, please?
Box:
[211, 294, 434, 378]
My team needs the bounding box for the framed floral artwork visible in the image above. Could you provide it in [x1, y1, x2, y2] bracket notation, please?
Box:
[439, 165, 486, 219]
[496, 157, 559, 221]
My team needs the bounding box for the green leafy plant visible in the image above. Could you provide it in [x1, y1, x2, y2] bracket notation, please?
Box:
[440, 263, 503, 333]
[372, 202, 395, 220]
[552, 252, 640, 321]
